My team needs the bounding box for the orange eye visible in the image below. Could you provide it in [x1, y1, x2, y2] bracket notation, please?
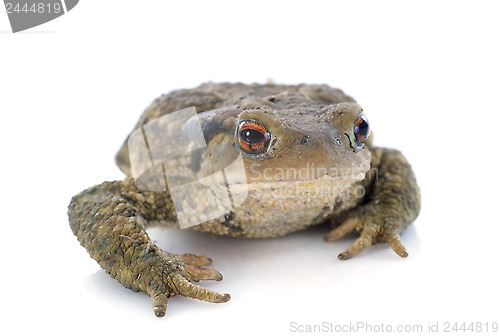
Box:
[237, 120, 271, 154]
[353, 113, 370, 148]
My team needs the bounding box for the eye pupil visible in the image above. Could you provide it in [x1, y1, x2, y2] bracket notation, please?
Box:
[353, 114, 370, 148]
[237, 120, 271, 154]
[241, 129, 264, 144]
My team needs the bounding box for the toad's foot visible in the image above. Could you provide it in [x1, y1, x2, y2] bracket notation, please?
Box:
[324, 148, 420, 260]
[324, 203, 409, 260]
[146, 252, 230, 317]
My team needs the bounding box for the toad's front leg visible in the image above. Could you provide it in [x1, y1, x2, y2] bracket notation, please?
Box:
[324, 148, 421, 259]
[68, 178, 230, 317]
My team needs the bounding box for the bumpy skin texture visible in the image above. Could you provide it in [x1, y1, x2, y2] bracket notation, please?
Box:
[69, 179, 229, 317]
[68, 83, 420, 317]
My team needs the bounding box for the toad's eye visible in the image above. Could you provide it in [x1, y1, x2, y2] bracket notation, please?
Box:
[353, 113, 370, 148]
[237, 120, 271, 154]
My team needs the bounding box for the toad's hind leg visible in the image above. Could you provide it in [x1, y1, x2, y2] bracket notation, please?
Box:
[324, 148, 421, 259]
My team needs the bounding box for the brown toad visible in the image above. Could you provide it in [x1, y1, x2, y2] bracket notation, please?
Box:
[68, 83, 420, 317]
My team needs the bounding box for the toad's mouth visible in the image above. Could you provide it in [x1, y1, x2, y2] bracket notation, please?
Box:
[222, 171, 367, 195]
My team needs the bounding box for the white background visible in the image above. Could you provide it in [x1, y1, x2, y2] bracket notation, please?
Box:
[1, 1, 499, 335]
